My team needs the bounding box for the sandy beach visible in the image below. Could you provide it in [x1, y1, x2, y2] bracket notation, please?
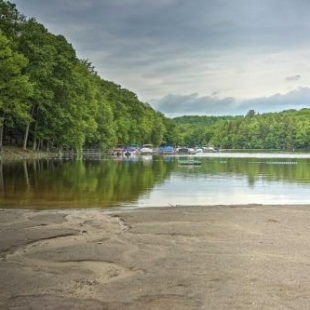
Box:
[1, 205, 310, 309]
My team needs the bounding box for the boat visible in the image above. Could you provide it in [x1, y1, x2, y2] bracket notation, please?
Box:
[203, 146, 218, 152]
[176, 147, 189, 155]
[176, 147, 196, 155]
[188, 148, 197, 154]
[140, 144, 153, 155]
[159, 145, 175, 154]
[112, 146, 124, 156]
[124, 146, 140, 156]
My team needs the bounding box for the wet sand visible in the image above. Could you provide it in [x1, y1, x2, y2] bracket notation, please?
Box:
[1, 205, 310, 309]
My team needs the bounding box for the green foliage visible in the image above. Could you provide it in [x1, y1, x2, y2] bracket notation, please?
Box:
[0, 0, 25, 40]
[176, 110, 310, 150]
[174, 115, 239, 146]
[1, 158, 174, 208]
[1, 1, 310, 152]
[0, 29, 33, 149]
[0, 3, 172, 151]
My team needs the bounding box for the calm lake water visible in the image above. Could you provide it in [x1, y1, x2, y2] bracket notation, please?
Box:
[1, 153, 310, 210]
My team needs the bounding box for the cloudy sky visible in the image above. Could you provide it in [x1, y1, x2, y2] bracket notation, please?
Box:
[11, 0, 310, 117]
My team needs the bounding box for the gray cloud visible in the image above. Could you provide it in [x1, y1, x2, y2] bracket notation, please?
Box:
[286, 75, 301, 82]
[13, 0, 310, 53]
[150, 93, 236, 115]
[244, 87, 310, 113]
[151, 88, 310, 117]
[11, 0, 310, 114]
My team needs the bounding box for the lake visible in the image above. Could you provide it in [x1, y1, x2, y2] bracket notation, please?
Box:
[1, 152, 310, 210]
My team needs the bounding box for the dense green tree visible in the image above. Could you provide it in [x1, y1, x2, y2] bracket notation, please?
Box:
[0, 30, 33, 151]
[162, 116, 180, 146]
[89, 77, 117, 149]
[0, 0, 24, 40]
[175, 110, 310, 151]
[18, 18, 56, 149]
[150, 112, 166, 146]
[1, 1, 173, 151]
[3, 0, 310, 154]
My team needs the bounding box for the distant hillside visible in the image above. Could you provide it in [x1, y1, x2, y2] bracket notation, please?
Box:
[173, 109, 310, 150]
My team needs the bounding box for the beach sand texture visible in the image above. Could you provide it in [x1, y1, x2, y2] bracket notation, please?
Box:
[1, 205, 310, 309]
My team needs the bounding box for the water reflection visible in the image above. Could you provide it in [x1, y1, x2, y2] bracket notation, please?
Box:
[0, 155, 310, 209]
[0, 158, 174, 209]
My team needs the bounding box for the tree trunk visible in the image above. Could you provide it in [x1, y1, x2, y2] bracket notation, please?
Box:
[36, 139, 41, 151]
[0, 111, 4, 152]
[76, 147, 83, 160]
[58, 145, 63, 157]
[23, 121, 30, 150]
[32, 138, 37, 151]
[0, 124, 3, 153]
[0, 162, 3, 191]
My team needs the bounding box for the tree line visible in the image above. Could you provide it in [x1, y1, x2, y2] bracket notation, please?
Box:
[0, 0, 179, 153]
[1, 1, 309, 154]
[174, 109, 310, 150]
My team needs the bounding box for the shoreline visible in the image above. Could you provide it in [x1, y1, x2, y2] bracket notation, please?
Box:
[1, 147, 310, 162]
[0, 146, 54, 162]
[1, 204, 310, 309]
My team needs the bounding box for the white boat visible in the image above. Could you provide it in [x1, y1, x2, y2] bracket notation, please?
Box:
[188, 148, 196, 154]
[140, 144, 153, 155]
[176, 147, 196, 155]
[176, 147, 189, 154]
[203, 146, 217, 152]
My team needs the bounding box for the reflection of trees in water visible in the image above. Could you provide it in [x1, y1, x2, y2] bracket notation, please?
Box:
[177, 158, 310, 187]
[0, 158, 174, 209]
[2, 157, 310, 209]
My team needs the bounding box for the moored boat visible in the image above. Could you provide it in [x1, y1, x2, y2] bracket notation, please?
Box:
[140, 144, 153, 155]
[124, 146, 140, 156]
[176, 147, 189, 155]
[112, 146, 124, 156]
[176, 147, 196, 155]
[159, 145, 175, 154]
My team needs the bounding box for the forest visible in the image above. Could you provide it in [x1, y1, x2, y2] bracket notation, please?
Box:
[175, 109, 310, 150]
[1, 0, 309, 153]
[0, 0, 179, 153]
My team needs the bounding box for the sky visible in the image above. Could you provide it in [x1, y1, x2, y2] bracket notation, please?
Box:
[10, 0, 310, 117]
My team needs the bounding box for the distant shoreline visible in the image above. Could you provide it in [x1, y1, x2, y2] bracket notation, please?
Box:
[0, 146, 54, 162]
[1, 146, 310, 163]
